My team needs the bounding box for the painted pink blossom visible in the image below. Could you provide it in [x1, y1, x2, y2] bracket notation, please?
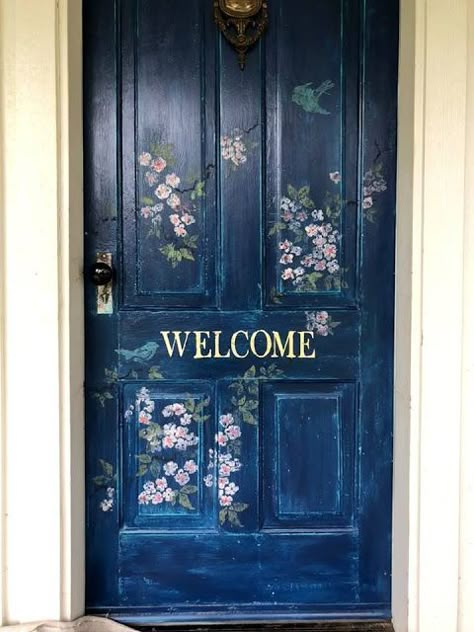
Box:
[151, 157, 167, 173]
[163, 488, 176, 502]
[219, 495, 233, 507]
[219, 463, 232, 476]
[155, 477, 167, 492]
[162, 435, 175, 449]
[279, 240, 292, 251]
[180, 413, 193, 425]
[323, 243, 337, 259]
[145, 171, 159, 186]
[139, 152, 152, 166]
[174, 225, 187, 237]
[181, 213, 196, 226]
[217, 431, 228, 447]
[175, 426, 188, 439]
[219, 413, 234, 427]
[280, 253, 294, 264]
[282, 268, 295, 281]
[330, 171, 342, 184]
[184, 460, 198, 474]
[174, 469, 190, 486]
[167, 193, 181, 209]
[169, 214, 181, 226]
[152, 492, 163, 505]
[172, 403, 186, 416]
[139, 410, 151, 425]
[140, 206, 153, 219]
[363, 196, 373, 209]
[165, 172, 181, 188]
[218, 477, 229, 490]
[225, 425, 242, 441]
[155, 183, 172, 200]
[163, 461, 178, 476]
[305, 224, 318, 237]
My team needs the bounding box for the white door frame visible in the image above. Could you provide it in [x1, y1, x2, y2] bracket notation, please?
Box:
[0, 1, 473, 630]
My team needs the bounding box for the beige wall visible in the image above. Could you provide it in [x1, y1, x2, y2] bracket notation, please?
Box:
[0, 1, 473, 630]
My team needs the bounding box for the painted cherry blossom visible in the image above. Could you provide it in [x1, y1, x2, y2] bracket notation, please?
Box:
[271, 182, 342, 292]
[135, 391, 208, 511]
[138, 143, 203, 267]
[221, 131, 247, 168]
[305, 310, 341, 336]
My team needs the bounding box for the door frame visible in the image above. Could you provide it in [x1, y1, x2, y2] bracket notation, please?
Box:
[0, 1, 473, 630]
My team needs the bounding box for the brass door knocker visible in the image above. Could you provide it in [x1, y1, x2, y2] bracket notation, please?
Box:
[214, 0, 268, 70]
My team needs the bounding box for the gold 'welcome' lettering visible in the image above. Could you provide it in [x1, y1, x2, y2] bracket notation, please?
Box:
[159, 329, 317, 360]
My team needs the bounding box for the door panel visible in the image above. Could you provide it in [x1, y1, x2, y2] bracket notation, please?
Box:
[84, 0, 398, 623]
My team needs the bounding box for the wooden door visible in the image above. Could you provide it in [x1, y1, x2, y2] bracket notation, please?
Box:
[84, 0, 398, 624]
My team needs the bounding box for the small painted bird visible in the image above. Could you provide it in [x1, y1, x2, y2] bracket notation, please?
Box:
[115, 341, 159, 364]
[292, 79, 335, 115]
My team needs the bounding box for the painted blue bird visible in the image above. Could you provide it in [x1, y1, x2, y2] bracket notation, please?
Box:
[115, 341, 159, 364]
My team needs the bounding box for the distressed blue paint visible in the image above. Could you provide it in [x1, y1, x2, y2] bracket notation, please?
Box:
[84, 0, 399, 623]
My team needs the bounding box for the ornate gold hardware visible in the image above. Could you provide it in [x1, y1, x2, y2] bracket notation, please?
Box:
[214, 0, 268, 70]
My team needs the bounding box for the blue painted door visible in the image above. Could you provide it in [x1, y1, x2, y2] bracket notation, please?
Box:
[84, 0, 398, 624]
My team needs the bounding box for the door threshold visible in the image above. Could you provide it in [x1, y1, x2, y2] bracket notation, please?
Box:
[133, 623, 393, 632]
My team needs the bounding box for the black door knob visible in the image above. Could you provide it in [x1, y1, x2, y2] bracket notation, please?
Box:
[90, 262, 113, 286]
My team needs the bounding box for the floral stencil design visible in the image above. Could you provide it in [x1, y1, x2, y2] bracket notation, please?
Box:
[270, 180, 342, 292]
[93, 459, 117, 512]
[270, 162, 388, 294]
[306, 310, 341, 337]
[92, 368, 118, 407]
[138, 143, 207, 267]
[208, 364, 284, 527]
[362, 162, 387, 222]
[221, 131, 248, 168]
[132, 388, 210, 511]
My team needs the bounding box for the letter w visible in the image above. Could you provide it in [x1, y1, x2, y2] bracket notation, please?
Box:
[161, 331, 191, 358]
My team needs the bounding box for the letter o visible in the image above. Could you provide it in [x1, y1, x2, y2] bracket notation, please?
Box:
[250, 330, 273, 359]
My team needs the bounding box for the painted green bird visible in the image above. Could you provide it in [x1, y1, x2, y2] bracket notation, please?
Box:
[115, 341, 159, 364]
[292, 79, 335, 115]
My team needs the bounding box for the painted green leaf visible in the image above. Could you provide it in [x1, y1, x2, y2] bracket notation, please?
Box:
[244, 365, 256, 379]
[227, 510, 243, 527]
[137, 454, 152, 464]
[136, 464, 149, 477]
[99, 459, 114, 477]
[178, 493, 195, 510]
[180, 485, 198, 495]
[148, 366, 164, 380]
[93, 475, 109, 487]
[242, 410, 257, 425]
[219, 508, 228, 524]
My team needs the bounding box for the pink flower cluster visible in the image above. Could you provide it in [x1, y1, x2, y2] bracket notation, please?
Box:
[362, 166, 387, 210]
[138, 150, 197, 239]
[100, 487, 115, 512]
[138, 480, 177, 505]
[138, 458, 199, 506]
[216, 413, 242, 447]
[306, 310, 331, 337]
[217, 451, 242, 508]
[221, 132, 247, 167]
[278, 202, 340, 285]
